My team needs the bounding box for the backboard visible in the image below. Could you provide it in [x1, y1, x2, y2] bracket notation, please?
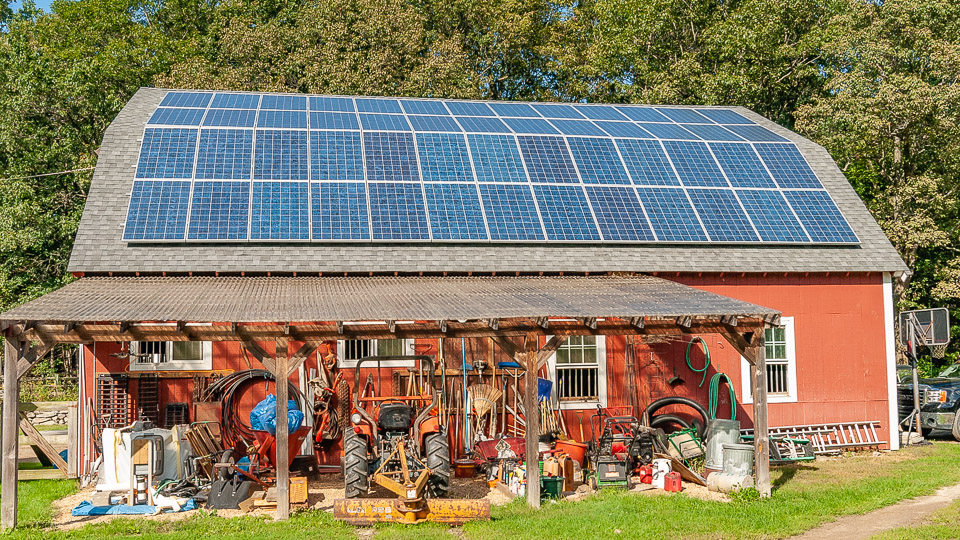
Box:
[899, 308, 951, 346]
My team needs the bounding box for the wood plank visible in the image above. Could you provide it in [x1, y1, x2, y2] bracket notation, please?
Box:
[242, 340, 275, 373]
[67, 403, 78, 478]
[535, 335, 568, 369]
[286, 342, 318, 378]
[521, 334, 540, 508]
[274, 338, 290, 520]
[18, 412, 68, 473]
[16, 341, 54, 380]
[490, 335, 518, 359]
[16, 468, 66, 481]
[750, 337, 771, 498]
[2, 339, 21, 529]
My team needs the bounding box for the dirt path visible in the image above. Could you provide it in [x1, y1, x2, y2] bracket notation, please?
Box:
[792, 480, 960, 540]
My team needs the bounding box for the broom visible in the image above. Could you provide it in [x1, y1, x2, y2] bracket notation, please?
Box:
[469, 383, 503, 439]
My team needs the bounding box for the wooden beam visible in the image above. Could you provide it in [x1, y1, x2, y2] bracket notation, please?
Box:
[438, 320, 448, 333]
[629, 316, 644, 330]
[16, 340, 55, 380]
[490, 335, 518, 359]
[749, 335, 771, 498]
[17, 412, 68, 474]
[536, 335, 568, 369]
[119, 321, 131, 334]
[241, 340, 276, 373]
[582, 317, 597, 330]
[720, 315, 738, 327]
[387, 320, 396, 333]
[717, 326, 764, 365]
[275, 338, 290, 520]
[486, 319, 499, 331]
[287, 342, 318, 378]
[2, 339, 21, 529]
[521, 334, 540, 508]
[676, 315, 693, 328]
[535, 317, 548, 330]
[336, 321, 344, 334]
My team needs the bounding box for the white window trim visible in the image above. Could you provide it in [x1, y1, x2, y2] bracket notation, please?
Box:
[129, 341, 213, 371]
[547, 336, 607, 410]
[741, 316, 797, 404]
[337, 339, 416, 368]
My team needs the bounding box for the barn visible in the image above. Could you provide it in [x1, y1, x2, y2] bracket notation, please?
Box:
[0, 88, 906, 527]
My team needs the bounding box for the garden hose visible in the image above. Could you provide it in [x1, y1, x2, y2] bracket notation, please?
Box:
[708, 372, 737, 420]
[685, 336, 711, 387]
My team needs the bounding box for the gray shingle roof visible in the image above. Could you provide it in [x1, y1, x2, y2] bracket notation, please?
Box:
[66, 87, 907, 275]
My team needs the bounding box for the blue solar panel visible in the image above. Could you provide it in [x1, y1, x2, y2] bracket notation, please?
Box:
[368, 183, 430, 240]
[407, 115, 462, 132]
[136, 128, 197, 179]
[567, 137, 630, 185]
[254, 130, 308, 180]
[489, 102, 540, 117]
[638, 123, 700, 141]
[683, 124, 744, 142]
[364, 132, 420, 181]
[710, 143, 775, 188]
[686, 188, 759, 242]
[616, 139, 680, 186]
[635, 188, 707, 241]
[359, 113, 410, 131]
[455, 116, 512, 133]
[502, 117, 559, 135]
[615, 107, 671, 122]
[309, 96, 355, 112]
[160, 92, 212, 108]
[531, 104, 584, 119]
[784, 190, 858, 243]
[203, 109, 257, 128]
[196, 129, 253, 180]
[400, 100, 450, 115]
[663, 141, 728, 187]
[123, 180, 191, 240]
[309, 112, 359, 130]
[251, 181, 310, 240]
[534, 185, 601, 241]
[585, 187, 654, 241]
[655, 108, 714, 124]
[755, 143, 822, 188]
[312, 182, 369, 240]
[355, 98, 403, 114]
[211, 93, 260, 109]
[468, 134, 527, 183]
[187, 181, 250, 240]
[257, 110, 308, 129]
[479, 184, 543, 240]
[260, 95, 307, 110]
[550, 119, 607, 137]
[594, 121, 652, 139]
[697, 109, 754, 124]
[574, 105, 629, 121]
[416, 133, 473, 182]
[736, 189, 808, 242]
[148, 108, 205, 126]
[424, 183, 487, 240]
[517, 136, 579, 183]
[725, 124, 788, 142]
[446, 102, 495, 116]
[311, 131, 363, 180]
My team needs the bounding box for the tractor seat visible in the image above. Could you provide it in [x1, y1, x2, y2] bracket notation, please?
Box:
[378, 403, 414, 431]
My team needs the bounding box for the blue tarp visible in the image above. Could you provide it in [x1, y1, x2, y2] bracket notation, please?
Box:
[250, 393, 304, 435]
[72, 498, 198, 516]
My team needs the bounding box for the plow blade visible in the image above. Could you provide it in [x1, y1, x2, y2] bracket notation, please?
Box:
[333, 498, 491, 525]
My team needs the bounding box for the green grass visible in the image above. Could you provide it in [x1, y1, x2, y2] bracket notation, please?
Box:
[870, 499, 960, 539]
[0, 463, 77, 530]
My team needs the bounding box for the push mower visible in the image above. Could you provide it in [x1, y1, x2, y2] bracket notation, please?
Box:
[586, 406, 658, 489]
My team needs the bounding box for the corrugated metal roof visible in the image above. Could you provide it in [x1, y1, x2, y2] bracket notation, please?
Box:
[0, 275, 778, 323]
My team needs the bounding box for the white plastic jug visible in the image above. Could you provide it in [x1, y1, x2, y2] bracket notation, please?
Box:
[651, 458, 672, 489]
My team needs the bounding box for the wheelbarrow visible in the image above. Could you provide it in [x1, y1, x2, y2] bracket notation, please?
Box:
[252, 426, 312, 471]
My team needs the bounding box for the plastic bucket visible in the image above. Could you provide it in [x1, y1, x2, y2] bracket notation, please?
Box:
[704, 419, 741, 470]
[541, 476, 563, 499]
[454, 459, 476, 478]
[554, 440, 588, 465]
[722, 443, 755, 476]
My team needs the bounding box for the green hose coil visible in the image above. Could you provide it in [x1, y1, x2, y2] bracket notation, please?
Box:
[708, 372, 737, 420]
[685, 336, 710, 388]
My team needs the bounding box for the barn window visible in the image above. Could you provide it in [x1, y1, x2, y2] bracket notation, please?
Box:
[129, 341, 212, 371]
[337, 339, 414, 368]
[741, 317, 797, 404]
[548, 336, 607, 409]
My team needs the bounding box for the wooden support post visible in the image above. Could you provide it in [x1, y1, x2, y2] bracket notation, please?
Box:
[67, 403, 78, 478]
[750, 332, 771, 498]
[521, 333, 540, 508]
[2, 338, 21, 529]
[274, 338, 290, 520]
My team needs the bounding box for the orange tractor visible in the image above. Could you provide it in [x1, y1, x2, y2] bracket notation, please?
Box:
[333, 355, 489, 525]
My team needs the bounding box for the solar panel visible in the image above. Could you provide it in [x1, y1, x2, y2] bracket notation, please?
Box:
[424, 183, 487, 240]
[489, 102, 540, 118]
[257, 110, 308, 129]
[502, 117, 559, 135]
[407, 115, 462, 132]
[635, 188, 707, 241]
[160, 92, 212, 108]
[311, 131, 363, 181]
[586, 186, 655, 241]
[312, 182, 369, 240]
[359, 113, 410, 131]
[479, 184, 543, 240]
[534, 185, 601, 240]
[616, 107, 671, 122]
[616, 139, 680, 186]
[517, 136, 579, 183]
[355, 98, 403, 114]
[203, 109, 257, 128]
[416, 133, 473, 182]
[784, 190, 858, 243]
[455, 116, 512, 133]
[710, 143, 775, 188]
[368, 182, 430, 240]
[123, 180, 191, 240]
[567, 137, 630, 185]
[594, 121, 652, 139]
[550, 119, 608, 137]
[148, 108, 205, 126]
[309, 112, 360, 130]
[638, 123, 701, 141]
[254, 130, 308, 180]
[655, 108, 713, 124]
[196, 129, 253, 180]
[468, 134, 527, 183]
[686, 188, 759, 242]
[696, 109, 754, 124]
[187, 181, 250, 240]
[736, 189, 808, 242]
[755, 143, 822, 188]
[259, 95, 307, 111]
[725, 124, 788, 142]
[682, 124, 744, 142]
[251, 181, 310, 240]
[136, 128, 197, 179]
[575, 105, 629, 121]
[364, 132, 420, 182]
[446, 102, 496, 116]
[531, 104, 585, 119]
[211, 93, 260, 109]
[400, 100, 450, 115]
[309, 96, 355, 112]
[662, 141, 728, 187]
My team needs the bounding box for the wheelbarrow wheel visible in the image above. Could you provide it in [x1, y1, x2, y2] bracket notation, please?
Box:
[218, 449, 237, 482]
[343, 428, 369, 498]
[425, 432, 451, 497]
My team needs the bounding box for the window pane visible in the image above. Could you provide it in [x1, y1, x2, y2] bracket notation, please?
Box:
[377, 339, 405, 356]
[343, 340, 372, 360]
[582, 348, 597, 364]
[774, 327, 786, 343]
[172, 341, 202, 361]
[557, 349, 569, 364]
[774, 344, 786, 359]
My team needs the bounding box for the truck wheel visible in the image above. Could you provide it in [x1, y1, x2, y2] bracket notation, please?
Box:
[952, 413, 960, 442]
[425, 432, 451, 497]
[343, 428, 369, 498]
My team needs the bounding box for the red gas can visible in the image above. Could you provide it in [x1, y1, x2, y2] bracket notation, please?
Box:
[663, 471, 682, 492]
[637, 465, 653, 484]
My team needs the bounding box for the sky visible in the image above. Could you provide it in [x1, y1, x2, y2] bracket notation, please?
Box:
[10, 0, 55, 14]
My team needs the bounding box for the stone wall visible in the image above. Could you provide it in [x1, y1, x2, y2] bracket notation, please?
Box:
[21, 402, 71, 426]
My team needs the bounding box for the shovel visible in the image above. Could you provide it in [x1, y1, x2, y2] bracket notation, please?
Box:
[668, 365, 684, 386]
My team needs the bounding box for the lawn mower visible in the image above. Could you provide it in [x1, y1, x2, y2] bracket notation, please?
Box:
[333, 355, 490, 525]
[586, 406, 659, 489]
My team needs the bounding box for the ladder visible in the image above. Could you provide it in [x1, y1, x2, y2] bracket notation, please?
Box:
[740, 421, 885, 454]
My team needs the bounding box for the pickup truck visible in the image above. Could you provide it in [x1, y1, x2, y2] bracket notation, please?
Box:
[897, 363, 960, 440]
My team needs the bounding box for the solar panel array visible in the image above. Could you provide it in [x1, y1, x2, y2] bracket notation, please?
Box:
[124, 91, 859, 244]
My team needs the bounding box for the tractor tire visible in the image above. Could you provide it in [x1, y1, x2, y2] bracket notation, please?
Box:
[425, 432, 451, 498]
[336, 379, 351, 433]
[343, 428, 369, 498]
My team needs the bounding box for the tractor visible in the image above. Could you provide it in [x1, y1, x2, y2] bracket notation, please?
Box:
[333, 355, 489, 525]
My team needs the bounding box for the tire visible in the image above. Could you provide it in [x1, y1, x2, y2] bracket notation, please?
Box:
[425, 432, 451, 498]
[218, 449, 237, 481]
[343, 428, 369, 498]
[952, 412, 960, 442]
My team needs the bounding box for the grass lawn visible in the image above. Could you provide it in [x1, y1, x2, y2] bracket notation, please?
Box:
[5, 442, 960, 539]
[0, 463, 77, 529]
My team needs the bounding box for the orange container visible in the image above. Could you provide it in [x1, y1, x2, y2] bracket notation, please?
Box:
[664, 471, 682, 492]
[554, 440, 588, 465]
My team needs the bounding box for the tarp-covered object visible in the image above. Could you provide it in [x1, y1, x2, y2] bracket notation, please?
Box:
[71, 498, 197, 516]
[250, 394, 304, 435]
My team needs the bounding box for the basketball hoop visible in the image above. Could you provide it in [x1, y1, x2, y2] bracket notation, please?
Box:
[931, 343, 949, 359]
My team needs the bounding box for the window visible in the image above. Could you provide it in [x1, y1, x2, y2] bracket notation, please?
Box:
[548, 336, 607, 409]
[129, 341, 212, 371]
[741, 317, 797, 403]
[337, 339, 414, 368]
